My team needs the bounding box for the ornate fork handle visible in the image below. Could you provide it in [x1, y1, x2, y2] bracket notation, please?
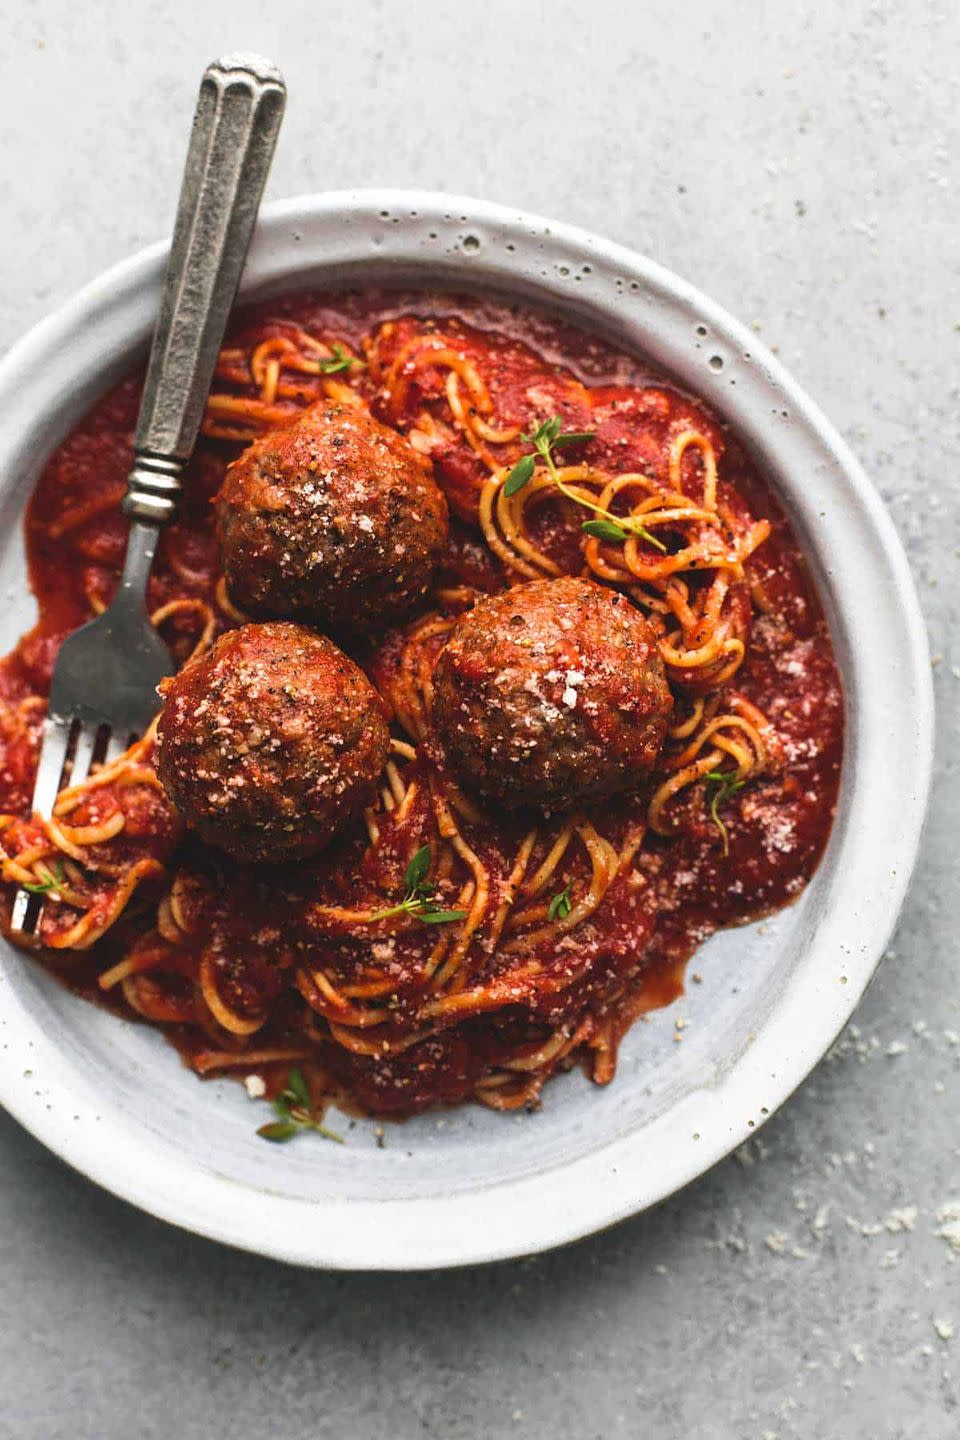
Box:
[125, 54, 286, 526]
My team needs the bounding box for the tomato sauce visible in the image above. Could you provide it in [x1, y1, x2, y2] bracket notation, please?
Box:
[0, 290, 844, 1115]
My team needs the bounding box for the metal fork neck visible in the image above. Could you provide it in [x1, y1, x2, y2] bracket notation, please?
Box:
[118, 517, 163, 601]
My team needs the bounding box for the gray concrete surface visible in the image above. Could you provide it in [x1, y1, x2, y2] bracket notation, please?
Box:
[1, 1, 957, 1436]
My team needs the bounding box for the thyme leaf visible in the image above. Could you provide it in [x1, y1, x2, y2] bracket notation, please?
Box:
[705, 770, 747, 857]
[284, 1067, 312, 1112]
[547, 884, 573, 921]
[552, 431, 597, 447]
[403, 844, 432, 893]
[317, 342, 364, 375]
[257, 1121, 299, 1142]
[418, 908, 470, 925]
[504, 452, 536, 497]
[581, 519, 629, 543]
[22, 861, 65, 896]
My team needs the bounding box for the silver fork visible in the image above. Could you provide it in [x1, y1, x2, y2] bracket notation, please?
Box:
[10, 54, 285, 938]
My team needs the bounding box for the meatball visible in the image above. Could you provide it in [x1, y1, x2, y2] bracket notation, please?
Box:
[156, 622, 389, 863]
[432, 577, 672, 810]
[215, 401, 449, 634]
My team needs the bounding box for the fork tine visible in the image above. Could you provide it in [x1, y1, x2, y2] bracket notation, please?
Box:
[103, 731, 131, 766]
[68, 724, 99, 790]
[28, 715, 74, 822]
[9, 884, 37, 935]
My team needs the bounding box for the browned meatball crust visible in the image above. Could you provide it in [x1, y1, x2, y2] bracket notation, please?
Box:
[432, 577, 672, 810]
[156, 622, 389, 863]
[215, 401, 449, 634]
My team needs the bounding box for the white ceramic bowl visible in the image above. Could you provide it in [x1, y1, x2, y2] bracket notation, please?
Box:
[0, 191, 933, 1269]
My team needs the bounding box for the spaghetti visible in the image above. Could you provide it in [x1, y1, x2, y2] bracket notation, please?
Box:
[0, 290, 843, 1121]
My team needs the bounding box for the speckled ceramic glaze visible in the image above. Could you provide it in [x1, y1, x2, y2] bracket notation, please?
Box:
[0, 192, 933, 1269]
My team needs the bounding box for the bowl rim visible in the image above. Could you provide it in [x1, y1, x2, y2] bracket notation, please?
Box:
[0, 189, 934, 1269]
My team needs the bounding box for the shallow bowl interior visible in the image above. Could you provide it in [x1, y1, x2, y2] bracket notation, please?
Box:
[0, 192, 932, 1268]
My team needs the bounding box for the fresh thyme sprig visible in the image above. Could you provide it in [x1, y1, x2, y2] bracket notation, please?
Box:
[547, 883, 573, 921]
[503, 416, 667, 552]
[257, 1067, 344, 1144]
[503, 417, 594, 496]
[365, 844, 467, 927]
[317, 343, 365, 375]
[704, 770, 746, 857]
[22, 861, 66, 896]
